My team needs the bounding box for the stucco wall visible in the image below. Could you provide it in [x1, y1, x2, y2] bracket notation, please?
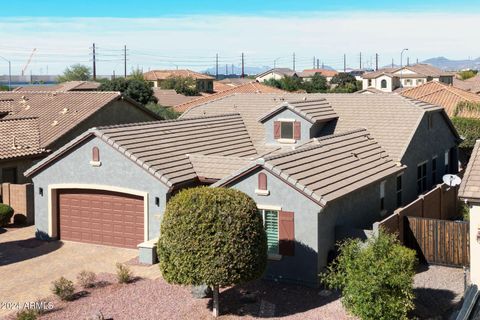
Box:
[401, 111, 458, 205]
[0, 158, 38, 184]
[31, 136, 168, 243]
[263, 109, 315, 147]
[225, 167, 322, 286]
[470, 204, 480, 286]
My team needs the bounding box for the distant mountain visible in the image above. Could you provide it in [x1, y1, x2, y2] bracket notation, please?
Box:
[203, 64, 337, 76]
[421, 57, 480, 71]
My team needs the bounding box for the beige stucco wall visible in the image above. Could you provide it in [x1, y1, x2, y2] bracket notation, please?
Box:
[470, 204, 480, 285]
[256, 72, 286, 82]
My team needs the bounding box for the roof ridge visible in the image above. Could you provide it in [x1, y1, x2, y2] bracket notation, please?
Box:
[3, 91, 119, 95]
[0, 116, 39, 122]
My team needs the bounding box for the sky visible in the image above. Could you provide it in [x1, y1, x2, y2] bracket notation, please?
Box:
[0, 0, 479, 75]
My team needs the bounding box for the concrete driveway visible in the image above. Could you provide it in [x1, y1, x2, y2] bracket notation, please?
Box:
[0, 226, 160, 317]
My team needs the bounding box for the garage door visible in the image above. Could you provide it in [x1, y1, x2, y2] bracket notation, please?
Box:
[58, 189, 144, 248]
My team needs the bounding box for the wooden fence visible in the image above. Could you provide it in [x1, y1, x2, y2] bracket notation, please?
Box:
[405, 216, 469, 267]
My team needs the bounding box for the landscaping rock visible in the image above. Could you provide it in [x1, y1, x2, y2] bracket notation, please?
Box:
[318, 289, 332, 297]
[240, 291, 258, 303]
[86, 310, 105, 320]
[191, 284, 212, 298]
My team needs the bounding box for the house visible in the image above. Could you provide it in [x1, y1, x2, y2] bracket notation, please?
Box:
[173, 82, 286, 113]
[13, 81, 101, 92]
[255, 68, 297, 82]
[400, 81, 480, 118]
[362, 64, 455, 92]
[459, 140, 480, 286]
[298, 69, 338, 83]
[0, 91, 160, 184]
[143, 69, 215, 93]
[25, 93, 459, 287]
[152, 88, 197, 107]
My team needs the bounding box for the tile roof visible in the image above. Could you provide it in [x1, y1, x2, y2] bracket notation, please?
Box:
[256, 68, 296, 78]
[173, 82, 285, 113]
[0, 91, 128, 150]
[143, 69, 214, 81]
[0, 117, 45, 160]
[182, 93, 443, 161]
[298, 69, 339, 78]
[455, 75, 480, 94]
[400, 81, 480, 117]
[362, 64, 453, 79]
[215, 129, 405, 205]
[13, 81, 101, 92]
[188, 154, 253, 181]
[459, 140, 480, 201]
[152, 88, 197, 107]
[259, 99, 338, 124]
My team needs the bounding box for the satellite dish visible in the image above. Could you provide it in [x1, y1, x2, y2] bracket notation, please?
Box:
[443, 174, 462, 187]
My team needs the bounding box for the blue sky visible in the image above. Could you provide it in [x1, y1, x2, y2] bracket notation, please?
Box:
[0, 1, 478, 75]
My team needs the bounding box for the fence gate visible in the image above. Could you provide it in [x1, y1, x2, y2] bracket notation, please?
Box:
[405, 216, 469, 267]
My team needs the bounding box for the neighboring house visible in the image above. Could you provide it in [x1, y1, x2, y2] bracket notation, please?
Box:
[25, 93, 459, 287]
[454, 74, 480, 94]
[152, 88, 197, 107]
[298, 69, 338, 82]
[255, 68, 297, 82]
[0, 91, 160, 184]
[362, 64, 455, 92]
[173, 82, 286, 113]
[143, 69, 215, 92]
[459, 140, 480, 286]
[400, 81, 480, 118]
[13, 81, 101, 92]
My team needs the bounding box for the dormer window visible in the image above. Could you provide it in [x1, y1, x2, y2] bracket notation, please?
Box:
[274, 120, 301, 142]
[281, 122, 294, 139]
[90, 147, 102, 167]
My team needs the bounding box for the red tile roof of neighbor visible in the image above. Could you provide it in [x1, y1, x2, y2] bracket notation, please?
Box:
[13, 81, 101, 92]
[299, 69, 339, 78]
[173, 82, 286, 113]
[143, 69, 214, 81]
[400, 81, 480, 118]
[362, 64, 454, 79]
[454, 75, 480, 94]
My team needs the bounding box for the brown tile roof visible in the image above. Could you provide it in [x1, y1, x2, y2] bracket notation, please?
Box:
[259, 99, 338, 124]
[143, 69, 214, 81]
[215, 129, 405, 205]
[459, 140, 480, 201]
[173, 82, 286, 113]
[0, 91, 128, 150]
[182, 93, 444, 161]
[256, 68, 297, 78]
[152, 88, 197, 107]
[299, 69, 339, 78]
[188, 154, 253, 181]
[213, 81, 236, 92]
[13, 81, 101, 92]
[218, 78, 255, 86]
[0, 117, 45, 160]
[455, 75, 480, 94]
[400, 81, 480, 117]
[363, 64, 453, 79]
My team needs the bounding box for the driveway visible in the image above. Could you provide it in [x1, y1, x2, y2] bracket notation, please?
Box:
[0, 226, 160, 317]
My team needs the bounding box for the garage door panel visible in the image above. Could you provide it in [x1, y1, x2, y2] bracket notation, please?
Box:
[58, 189, 144, 248]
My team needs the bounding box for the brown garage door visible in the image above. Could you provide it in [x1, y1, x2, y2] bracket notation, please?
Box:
[58, 189, 144, 248]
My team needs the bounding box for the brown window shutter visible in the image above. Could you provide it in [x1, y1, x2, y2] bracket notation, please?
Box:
[293, 121, 301, 140]
[274, 121, 281, 139]
[279, 211, 295, 256]
[92, 147, 100, 162]
[258, 172, 267, 190]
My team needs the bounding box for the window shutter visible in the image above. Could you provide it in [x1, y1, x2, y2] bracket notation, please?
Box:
[293, 121, 301, 140]
[279, 211, 295, 256]
[258, 172, 267, 190]
[274, 121, 281, 139]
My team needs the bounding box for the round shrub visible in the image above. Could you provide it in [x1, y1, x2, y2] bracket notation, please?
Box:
[0, 204, 14, 227]
[157, 187, 267, 288]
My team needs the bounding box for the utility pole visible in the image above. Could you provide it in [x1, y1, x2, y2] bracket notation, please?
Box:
[124, 45, 127, 78]
[112, 70, 115, 80]
[407, 57, 410, 66]
[242, 53, 245, 77]
[231, 63, 234, 75]
[92, 43, 96, 81]
[313, 56, 315, 69]
[343, 54, 346, 72]
[322, 62, 324, 69]
[375, 53, 379, 71]
[292, 53, 295, 71]
[225, 64, 228, 75]
[215, 53, 219, 79]
[359, 52, 362, 70]
[416, 58, 419, 64]
[391, 58, 394, 68]
[0, 56, 11, 91]
[316, 59, 319, 69]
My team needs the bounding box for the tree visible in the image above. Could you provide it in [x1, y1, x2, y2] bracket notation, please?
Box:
[160, 76, 200, 96]
[99, 78, 157, 105]
[303, 73, 328, 93]
[458, 69, 478, 80]
[145, 102, 180, 119]
[264, 76, 303, 92]
[128, 68, 145, 81]
[157, 187, 267, 317]
[329, 73, 362, 93]
[57, 64, 92, 82]
[330, 72, 357, 87]
[321, 229, 417, 320]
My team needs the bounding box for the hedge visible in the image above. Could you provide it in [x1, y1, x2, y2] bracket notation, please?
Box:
[451, 117, 480, 149]
[0, 203, 14, 226]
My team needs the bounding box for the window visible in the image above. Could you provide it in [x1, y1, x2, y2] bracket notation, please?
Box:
[432, 156, 437, 185]
[280, 122, 294, 139]
[1, 167, 17, 184]
[396, 174, 403, 208]
[405, 79, 412, 86]
[274, 120, 301, 141]
[39, 187, 44, 196]
[368, 79, 372, 86]
[417, 79, 424, 85]
[258, 209, 279, 254]
[444, 150, 450, 174]
[381, 79, 387, 88]
[417, 162, 427, 195]
[380, 180, 386, 212]
[155, 197, 160, 207]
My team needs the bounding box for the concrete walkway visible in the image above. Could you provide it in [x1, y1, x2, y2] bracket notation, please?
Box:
[0, 226, 160, 317]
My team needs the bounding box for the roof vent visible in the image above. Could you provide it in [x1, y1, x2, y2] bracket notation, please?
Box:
[351, 152, 359, 159]
[24, 104, 31, 110]
[51, 120, 58, 126]
[60, 107, 68, 114]
[303, 96, 307, 101]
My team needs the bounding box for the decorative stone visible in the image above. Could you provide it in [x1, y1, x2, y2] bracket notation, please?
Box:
[318, 289, 332, 297]
[191, 284, 212, 298]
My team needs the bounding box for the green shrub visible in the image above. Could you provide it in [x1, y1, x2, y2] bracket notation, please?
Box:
[15, 309, 37, 320]
[451, 117, 480, 150]
[321, 229, 417, 320]
[116, 263, 133, 284]
[145, 103, 180, 119]
[51, 277, 75, 301]
[0, 204, 14, 226]
[77, 270, 97, 288]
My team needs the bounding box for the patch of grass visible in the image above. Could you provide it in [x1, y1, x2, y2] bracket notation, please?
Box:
[15, 309, 37, 320]
[116, 263, 133, 284]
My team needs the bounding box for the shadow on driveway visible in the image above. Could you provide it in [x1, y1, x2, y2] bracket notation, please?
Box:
[413, 287, 461, 319]
[0, 237, 64, 266]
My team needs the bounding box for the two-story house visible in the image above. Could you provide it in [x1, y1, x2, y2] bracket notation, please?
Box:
[143, 69, 215, 93]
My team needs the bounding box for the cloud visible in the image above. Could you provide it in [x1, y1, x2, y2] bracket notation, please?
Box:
[0, 12, 478, 74]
